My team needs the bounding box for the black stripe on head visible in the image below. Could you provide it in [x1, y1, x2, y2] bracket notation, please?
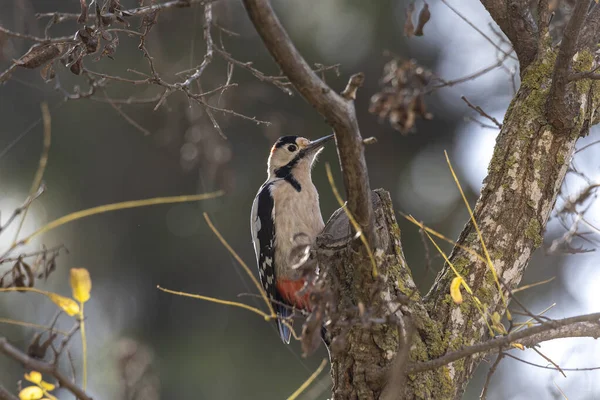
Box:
[274, 136, 299, 149]
[273, 135, 303, 192]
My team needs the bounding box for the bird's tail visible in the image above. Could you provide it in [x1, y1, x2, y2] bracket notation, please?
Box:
[277, 304, 292, 344]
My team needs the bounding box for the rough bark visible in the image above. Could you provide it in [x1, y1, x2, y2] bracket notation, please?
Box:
[239, 0, 600, 398]
[317, 190, 419, 400]
[324, 35, 600, 400]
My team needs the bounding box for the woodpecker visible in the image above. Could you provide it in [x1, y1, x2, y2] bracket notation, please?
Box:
[250, 134, 333, 343]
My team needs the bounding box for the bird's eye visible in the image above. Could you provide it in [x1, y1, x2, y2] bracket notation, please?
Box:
[287, 144, 297, 152]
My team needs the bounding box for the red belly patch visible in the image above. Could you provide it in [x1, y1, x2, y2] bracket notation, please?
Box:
[276, 279, 311, 311]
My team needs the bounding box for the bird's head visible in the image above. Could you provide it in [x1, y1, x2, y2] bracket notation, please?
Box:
[267, 134, 334, 179]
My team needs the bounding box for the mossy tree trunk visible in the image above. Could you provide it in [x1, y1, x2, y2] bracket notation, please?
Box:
[241, 0, 600, 398]
[324, 45, 600, 400]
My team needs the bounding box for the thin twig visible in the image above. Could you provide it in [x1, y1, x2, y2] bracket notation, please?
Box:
[429, 52, 512, 92]
[36, 0, 213, 22]
[0, 385, 18, 400]
[181, 4, 214, 88]
[0, 26, 73, 43]
[103, 91, 152, 136]
[479, 351, 504, 400]
[0, 337, 92, 400]
[461, 96, 502, 129]
[12, 104, 52, 245]
[532, 347, 566, 377]
[504, 353, 600, 372]
[440, 0, 517, 61]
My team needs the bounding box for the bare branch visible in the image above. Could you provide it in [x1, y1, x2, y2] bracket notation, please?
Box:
[407, 312, 600, 374]
[181, 4, 213, 89]
[537, 0, 551, 48]
[479, 350, 504, 400]
[0, 26, 73, 43]
[479, 0, 538, 69]
[0, 385, 18, 400]
[0, 337, 92, 400]
[504, 352, 600, 372]
[443, 1, 517, 61]
[35, 0, 212, 24]
[532, 347, 566, 377]
[461, 96, 503, 129]
[429, 52, 512, 91]
[546, 0, 591, 130]
[242, 0, 376, 246]
[506, 0, 539, 68]
[102, 91, 151, 136]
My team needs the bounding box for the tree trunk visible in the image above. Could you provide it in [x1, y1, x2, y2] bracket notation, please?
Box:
[324, 47, 599, 399]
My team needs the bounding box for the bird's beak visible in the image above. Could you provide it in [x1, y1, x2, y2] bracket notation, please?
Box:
[303, 134, 334, 154]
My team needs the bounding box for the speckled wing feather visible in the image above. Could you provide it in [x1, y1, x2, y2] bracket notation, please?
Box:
[251, 182, 291, 343]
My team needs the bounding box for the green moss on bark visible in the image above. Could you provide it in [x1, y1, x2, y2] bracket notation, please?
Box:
[525, 218, 543, 248]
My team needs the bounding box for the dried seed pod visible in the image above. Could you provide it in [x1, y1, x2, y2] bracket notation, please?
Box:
[15, 44, 61, 69]
[369, 57, 434, 133]
[40, 63, 56, 82]
[70, 56, 83, 75]
[414, 2, 431, 36]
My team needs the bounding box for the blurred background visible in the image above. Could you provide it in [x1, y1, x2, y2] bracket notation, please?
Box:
[1, 0, 599, 399]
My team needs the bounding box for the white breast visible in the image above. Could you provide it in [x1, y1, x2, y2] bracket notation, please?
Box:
[271, 179, 324, 279]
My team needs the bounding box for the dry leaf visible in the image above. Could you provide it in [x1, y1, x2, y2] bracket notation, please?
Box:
[14, 44, 60, 69]
[40, 63, 55, 82]
[450, 277, 463, 304]
[78, 0, 88, 24]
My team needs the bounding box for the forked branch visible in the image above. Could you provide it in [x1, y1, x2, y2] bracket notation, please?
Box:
[241, 0, 376, 247]
[0, 337, 92, 400]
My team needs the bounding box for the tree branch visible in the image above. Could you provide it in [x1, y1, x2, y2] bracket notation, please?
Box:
[0, 337, 92, 400]
[506, 0, 539, 69]
[577, 3, 600, 51]
[0, 385, 18, 400]
[241, 0, 376, 246]
[407, 312, 600, 374]
[480, 0, 538, 70]
[35, 0, 212, 23]
[546, 0, 591, 130]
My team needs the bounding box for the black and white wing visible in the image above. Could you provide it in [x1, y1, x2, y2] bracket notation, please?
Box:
[251, 182, 291, 343]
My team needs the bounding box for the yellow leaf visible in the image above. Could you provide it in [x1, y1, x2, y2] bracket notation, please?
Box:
[39, 381, 55, 391]
[47, 293, 80, 316]
[24, 371, 42, 384]
[70, 268, 91, 303]
[19, 386, 44, 400]
[492, 312, 501, 324]
[511, 342, 524, 350]
[450, 277, 463, 304]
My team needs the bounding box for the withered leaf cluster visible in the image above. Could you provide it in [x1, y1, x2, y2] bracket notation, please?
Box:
[4, 0, 130, 83]
[369, 58, 433, 134]
[0, 246, 64, 288]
